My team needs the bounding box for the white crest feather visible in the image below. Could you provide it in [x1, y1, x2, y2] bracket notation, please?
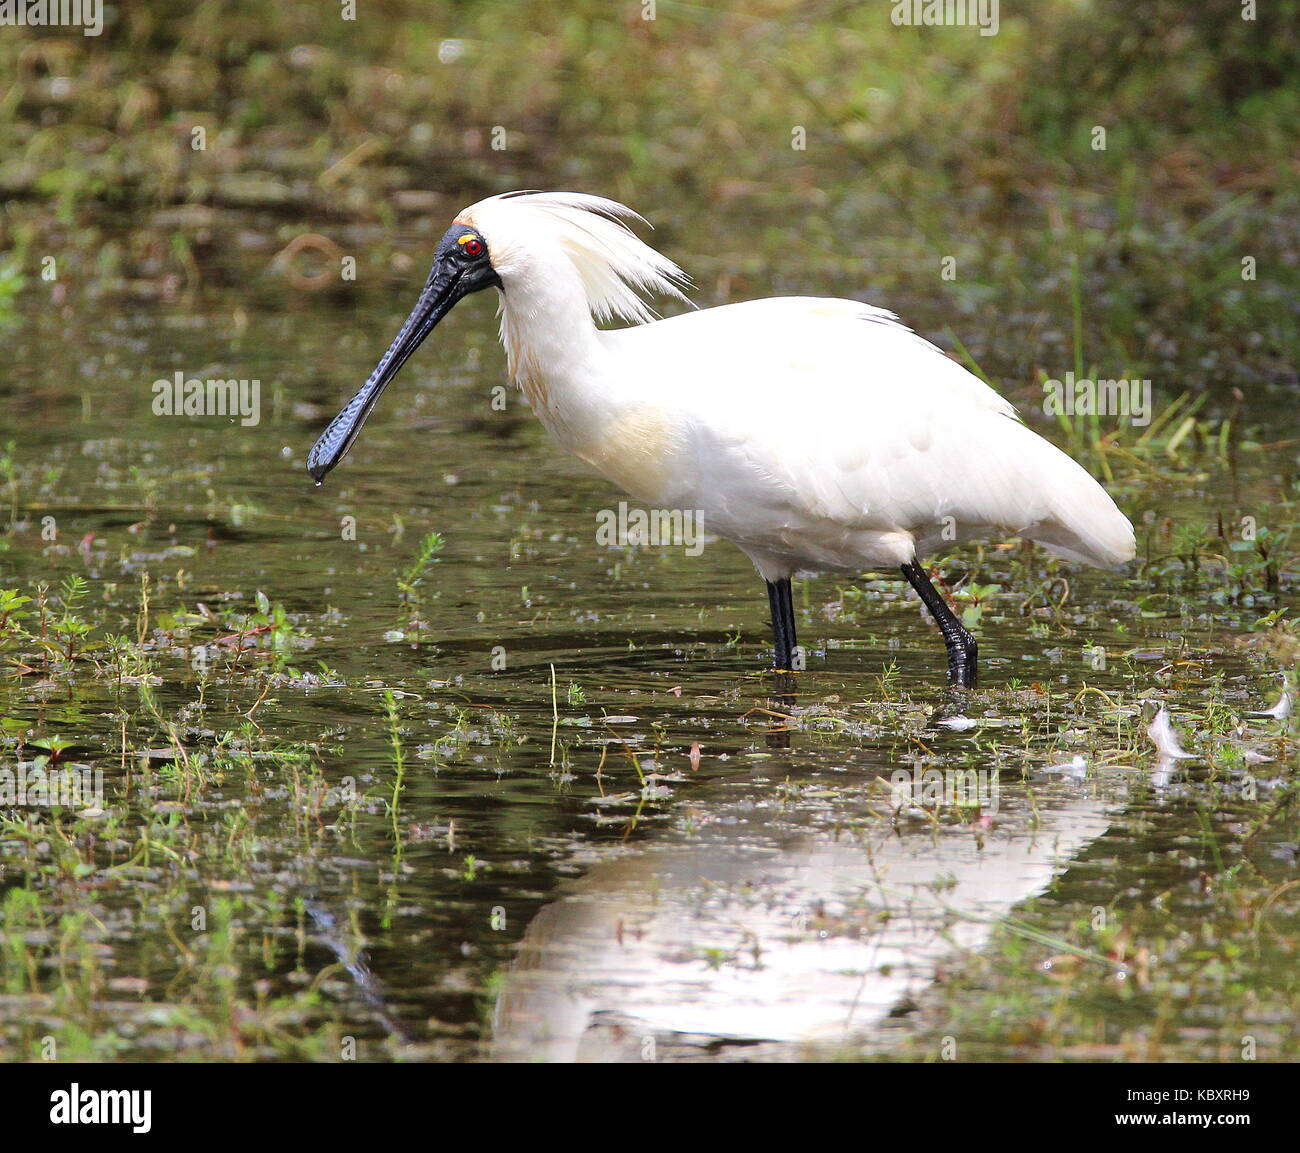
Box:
[460, 191, 693, 325]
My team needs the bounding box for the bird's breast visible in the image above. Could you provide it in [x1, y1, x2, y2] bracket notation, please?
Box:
[570, 405, 682, 506]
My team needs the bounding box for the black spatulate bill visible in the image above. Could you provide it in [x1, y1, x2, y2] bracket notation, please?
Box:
[307, 224, 501, 483]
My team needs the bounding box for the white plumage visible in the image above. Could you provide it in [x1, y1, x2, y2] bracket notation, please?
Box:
[455, 192, 1135, 582]
[311, 190, 1136, 683]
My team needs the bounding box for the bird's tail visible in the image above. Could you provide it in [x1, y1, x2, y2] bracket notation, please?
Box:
[1018, 432, 1136, 567]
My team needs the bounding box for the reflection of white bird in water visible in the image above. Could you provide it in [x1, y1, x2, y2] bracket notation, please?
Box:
[489, 788, 1115, 1060]
[309, 192, 1135, 685]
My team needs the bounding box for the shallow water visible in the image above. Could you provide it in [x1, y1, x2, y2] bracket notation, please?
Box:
[0, 213, 1296, 1062]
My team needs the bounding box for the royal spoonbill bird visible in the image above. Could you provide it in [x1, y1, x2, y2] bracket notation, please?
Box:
[308, 191, 1135, 686]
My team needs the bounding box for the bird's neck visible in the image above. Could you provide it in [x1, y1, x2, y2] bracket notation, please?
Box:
[497, 279, 614, 438]
[495, 270, 679, 507]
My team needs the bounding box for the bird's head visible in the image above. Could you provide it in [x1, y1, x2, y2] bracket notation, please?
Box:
[305, 215, 501, 483]
[306, 191, 689, 483]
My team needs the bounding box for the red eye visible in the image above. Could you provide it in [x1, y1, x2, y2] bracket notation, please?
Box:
[463, 237, 483, 256]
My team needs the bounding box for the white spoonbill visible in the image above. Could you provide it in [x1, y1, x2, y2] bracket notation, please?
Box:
[308, 191, 1135, 686]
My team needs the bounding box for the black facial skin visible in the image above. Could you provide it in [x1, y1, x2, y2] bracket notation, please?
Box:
[306, 224, 502, 483]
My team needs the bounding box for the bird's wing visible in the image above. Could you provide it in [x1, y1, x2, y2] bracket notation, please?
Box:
[606, 298, 1135, 569]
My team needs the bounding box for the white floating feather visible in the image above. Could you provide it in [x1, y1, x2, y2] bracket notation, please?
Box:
[1253, 689, 1293, 720]
[1147, 707, 1195, 760]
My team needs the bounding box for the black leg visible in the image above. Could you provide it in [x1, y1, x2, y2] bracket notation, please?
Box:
[765, 577, 798, 672]
[900, 561, 978, 688]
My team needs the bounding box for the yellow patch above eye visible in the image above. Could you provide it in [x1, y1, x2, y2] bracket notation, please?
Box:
[457, 233, 479, 246]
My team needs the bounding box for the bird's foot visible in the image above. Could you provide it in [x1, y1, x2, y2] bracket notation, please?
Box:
[945, 636, 978, 688]
[770, 668, 800, 697]
[947, 663, 977, 689]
